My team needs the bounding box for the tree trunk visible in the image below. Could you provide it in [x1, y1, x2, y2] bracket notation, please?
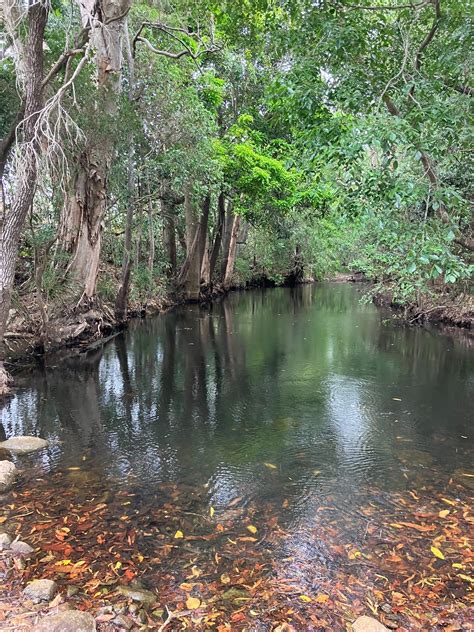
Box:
[209, 191, 226, 282]
[114, 155, 135, 322]
[0, 3, 48, 396]
[183, 186, 201, 301]
[60, 0, 131, 300]
[147, 193, 155, 276]
[223, 214, 241, 289]
[162, 199, 177, 277]
[219, 201, 234, 281]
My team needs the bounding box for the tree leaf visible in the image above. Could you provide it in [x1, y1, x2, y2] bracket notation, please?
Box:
[174, 530, 184, 539]
[430, 546, 445, 560]
[186, 596, 201, 609]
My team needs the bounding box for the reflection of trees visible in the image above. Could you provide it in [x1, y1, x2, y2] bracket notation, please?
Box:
[0, 284, 472, 496]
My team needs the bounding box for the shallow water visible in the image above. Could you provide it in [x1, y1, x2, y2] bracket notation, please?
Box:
[1, 283, 473, 628]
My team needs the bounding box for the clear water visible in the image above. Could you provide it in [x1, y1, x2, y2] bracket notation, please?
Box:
[1, 283, 473, 628]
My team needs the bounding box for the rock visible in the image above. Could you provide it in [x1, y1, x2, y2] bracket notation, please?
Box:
[35, 610, 96, 632]
[0, 436, 48, 454]
[23, 578, 57, 602]
[352, 616, 390, 632]
[0, 532, 12, 550]
[0, 460, 16, 491]
[118, 585, 157, 604]
[113, 614, 133, 630]
[67, 585, 80, 597]
[452, 468, 474, 491]
[10, 540, 34, 556]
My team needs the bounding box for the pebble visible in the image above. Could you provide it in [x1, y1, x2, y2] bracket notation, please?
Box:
[0, 532, 12, 550]
[35, 610, 96, 632]
[353, 616, 390, 632]
[0, 436, 48, 454]
[10, 540, 34, 556]
[23, 578, 57, 602]
[0, 460, 16, 491]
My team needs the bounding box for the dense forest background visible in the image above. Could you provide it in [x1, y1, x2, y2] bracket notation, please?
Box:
[0, 0, 472, 389]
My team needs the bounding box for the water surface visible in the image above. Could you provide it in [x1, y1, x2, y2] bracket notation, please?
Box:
[1, 284, 473, 629]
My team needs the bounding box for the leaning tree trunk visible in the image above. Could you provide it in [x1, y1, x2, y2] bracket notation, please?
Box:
[60, 0, 131, 300]
[0, 3, 48, 396]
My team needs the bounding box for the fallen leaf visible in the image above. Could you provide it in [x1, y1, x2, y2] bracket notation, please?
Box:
[186, 596, 201, 610]
[431, 546, 445, 560]
[209, 506, 215, 518]
[438, 509, 450, 518]
[174, 530, 184, 539]
[247, 525, 258, 534]
[264, 463, 277, 469]
[299, 595, 312, 602]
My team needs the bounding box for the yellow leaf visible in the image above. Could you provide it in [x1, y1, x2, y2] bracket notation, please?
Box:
[392, 397, 402, 401]
[0, 517, 7, 524]
[56, 559, 72, 566]
[209, 506, 215, 518]
[186, 596, 201, 610]
[174, 530, 184, 539]
[264, 462, 277, 469]
[114, 561, 122, 570]
[348, 550, 361, 559]
[247, 525, 258, 534]
[312, 470, 322, 476]
[67, 467, 81, 471]
[452, 563, 465, 569]
[137, 554, 144, 562]
[314, 594, 329, 604]
[430, 546, 445, 560]
[220, 573, 231, 584]
[461, 473, 474, 477]
[458, 574, 474, 583]
[438, 509, 450, 518]
[299, 595, 312, 602]
[441, 497, 456, 506]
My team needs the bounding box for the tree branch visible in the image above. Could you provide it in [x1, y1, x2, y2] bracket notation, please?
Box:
[132, 21, 219, 60]
[343, 1, 429, 10]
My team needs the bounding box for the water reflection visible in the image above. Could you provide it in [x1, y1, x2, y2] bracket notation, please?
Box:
[1, 284, 472, 507]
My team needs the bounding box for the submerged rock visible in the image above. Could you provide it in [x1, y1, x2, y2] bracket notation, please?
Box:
[452, 468, 474, 491]
[0, 435, 48, 454]
[23, 578, 57, 602]
[0, 532, 12, 550]
[118, 585, 157, 604]
[10, 540, 34, 556]
[35, 610, 96, 632]
[397, 449, 434, 467]
[352, 616, 389, 632]
[0, 460, 16, 491]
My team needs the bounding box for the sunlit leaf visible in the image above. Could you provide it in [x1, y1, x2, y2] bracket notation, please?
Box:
[438, 510, 450, 518]
[247, 525, 258, 534]
[174, 530, 184, 539]
[264, 462, 277, 469]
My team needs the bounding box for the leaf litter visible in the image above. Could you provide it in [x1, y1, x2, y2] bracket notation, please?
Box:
[0, 466, 472, 631]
